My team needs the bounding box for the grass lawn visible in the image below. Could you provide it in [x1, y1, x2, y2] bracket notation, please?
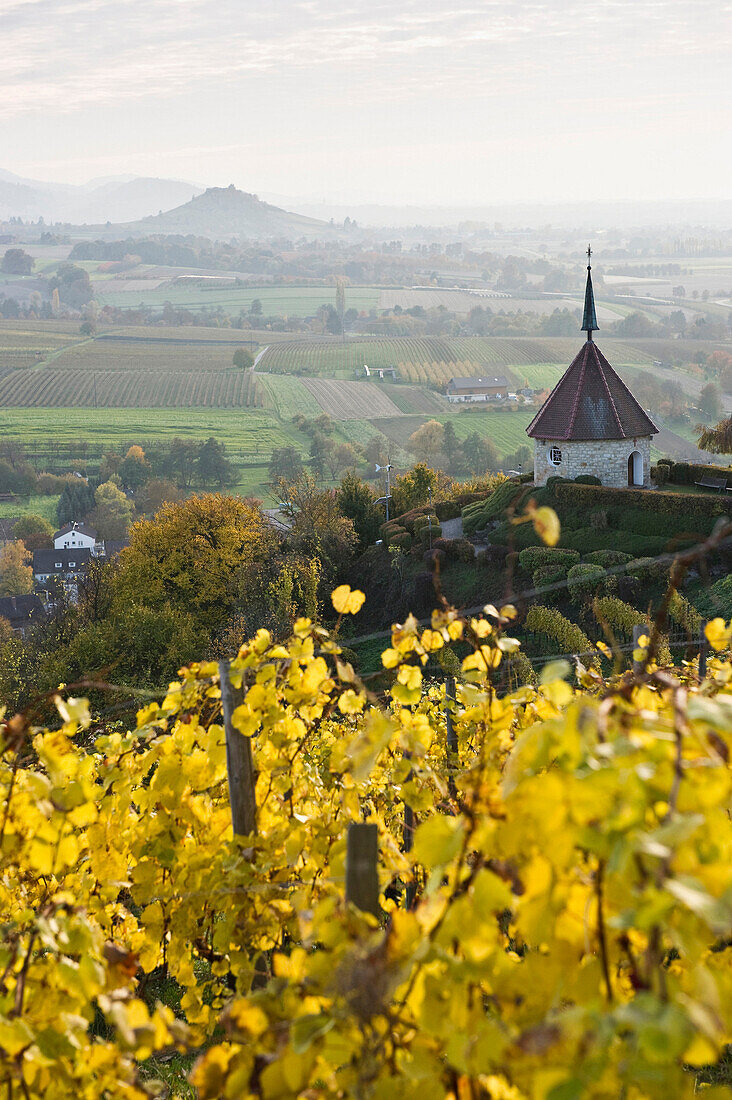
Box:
[0, 496, 61, 524]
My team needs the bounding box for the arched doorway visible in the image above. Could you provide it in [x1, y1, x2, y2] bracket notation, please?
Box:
[628, 450, 643, 486]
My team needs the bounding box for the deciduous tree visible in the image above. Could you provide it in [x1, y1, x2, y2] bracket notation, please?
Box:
[113, 494, 278, 630]
[0, 540, 33, 596]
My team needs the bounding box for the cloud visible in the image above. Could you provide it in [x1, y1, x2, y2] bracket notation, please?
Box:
[1, 0, 729, 118]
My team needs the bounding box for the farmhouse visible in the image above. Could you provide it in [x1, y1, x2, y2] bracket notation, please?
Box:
[446, 376, 509, 403]
[53, 522, 103, 556]
[527, 250, 658, 488]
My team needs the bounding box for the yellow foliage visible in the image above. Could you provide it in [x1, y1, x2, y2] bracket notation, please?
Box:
[0, 593, 731, 1098]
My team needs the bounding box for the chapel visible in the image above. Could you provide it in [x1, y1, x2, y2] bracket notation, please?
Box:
[526, 249, 658, 488]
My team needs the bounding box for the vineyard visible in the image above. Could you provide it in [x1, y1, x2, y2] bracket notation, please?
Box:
[257, 336, 657, 379]
[300, 377, 405, 419]
[0, 368, 264, 407]
[2, 580, 732, 1098]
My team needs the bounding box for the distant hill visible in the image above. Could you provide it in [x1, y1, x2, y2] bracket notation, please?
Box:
[0, 169, 203, 223]
[127, 185, 333, 240]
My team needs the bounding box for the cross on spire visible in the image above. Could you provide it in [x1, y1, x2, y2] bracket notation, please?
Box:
[581, 243, 598, 340]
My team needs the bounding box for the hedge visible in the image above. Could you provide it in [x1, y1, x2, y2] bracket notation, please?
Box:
[626, 556, 669, 584]
[567, 563, 606, 604]
[559, 528, 672, 557]
[553, 481, 730, 519]
[584, 550, 633, 568]
[462, 480, 527, 535]
[518, 546, 580, 574]
[667, 460, 732, 487]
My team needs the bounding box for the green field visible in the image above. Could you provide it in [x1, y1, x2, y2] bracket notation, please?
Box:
[0, 496, 61, 524]
[92, 282, 381, 316]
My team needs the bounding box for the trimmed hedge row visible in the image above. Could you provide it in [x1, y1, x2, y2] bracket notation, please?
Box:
[658, 459, 732, 487]
[553, 481, 731, 519]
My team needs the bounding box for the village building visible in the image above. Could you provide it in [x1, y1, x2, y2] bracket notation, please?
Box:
[53, 521, 103, 555]
[34, 548, 93, 592]
[527, 249, 658, 487]
[0, 595, 44, 637]
[446, 376, 509, 403]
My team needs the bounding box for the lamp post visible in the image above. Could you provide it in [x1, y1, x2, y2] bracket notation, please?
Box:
[376, 462, 393, 522]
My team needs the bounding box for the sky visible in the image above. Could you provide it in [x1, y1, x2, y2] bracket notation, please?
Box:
[2, 0, 731, 206]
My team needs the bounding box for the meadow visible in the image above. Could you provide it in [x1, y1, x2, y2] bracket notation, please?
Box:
[92, 281, 382, 315]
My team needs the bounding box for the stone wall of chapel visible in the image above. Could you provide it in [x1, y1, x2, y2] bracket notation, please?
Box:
[533, 437, 652, 488]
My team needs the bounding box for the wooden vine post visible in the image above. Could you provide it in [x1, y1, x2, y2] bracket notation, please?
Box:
[699, 620, 708, 678]
[345, 822, 379, 917]
[218, 658, 257, 838]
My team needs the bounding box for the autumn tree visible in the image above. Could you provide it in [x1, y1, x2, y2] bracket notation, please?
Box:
[11, 515, 54, 551]
[136, 478, 182, 515]
[390, 463, 436, 516]
[0, 540, 33, 596]
[118, 445, 151, 491]
[277, 475, 356, 586]
[113, 494, 278, 631]
[408, 419, 445, 463]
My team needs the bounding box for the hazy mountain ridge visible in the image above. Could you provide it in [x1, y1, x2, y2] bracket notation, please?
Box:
[0, 169, 203, 223]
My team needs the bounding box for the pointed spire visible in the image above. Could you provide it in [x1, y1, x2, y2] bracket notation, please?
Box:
[581, 244, 598, 340]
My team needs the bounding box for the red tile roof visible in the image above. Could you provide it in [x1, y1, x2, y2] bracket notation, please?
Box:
[526, 341, 658, 441]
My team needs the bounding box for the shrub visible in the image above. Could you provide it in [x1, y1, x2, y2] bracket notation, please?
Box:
[585, 550, 633, 568]
[462, 480, 526, 534]
[518, 546, 580, 574]
[668, 591, 702, 636]
[627, 557, 669, 584]
[652, 464, 670, 488]
[531, 566, 567, 604]
[589, 508, 609, 530]
[567, 563, 606, 604]
[695, 574, 732, 621]
[413, 513, 438, 534]
[553, 481, 729, 520]
[417, 523, 442, 544]
[451, 538, 475, 563]
[435, 500, 461, 520]
[482, 543, 510, 565]
[387, 528, 411, 550]
[574, 474, 602, 485]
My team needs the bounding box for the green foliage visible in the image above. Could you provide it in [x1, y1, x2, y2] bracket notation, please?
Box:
[335, 472, 381, 550]
[574, 474, 602, 485]
[56, 481, 96, 526]
[567, 562, 607, 604]
[462, 479, 525, 534]
[693, 575, 732, 622]
[518, 546, 580, 574]
[553, 481, 730, 520]
[627, 556, 670, 584]
[11, 514, 54, 550]
[585, 549, 634, 568]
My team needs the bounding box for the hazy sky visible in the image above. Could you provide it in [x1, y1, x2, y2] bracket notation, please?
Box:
[3, 0, 730, 204]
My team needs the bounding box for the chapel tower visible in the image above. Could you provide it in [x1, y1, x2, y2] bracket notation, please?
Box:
[526, 248, 658, 487]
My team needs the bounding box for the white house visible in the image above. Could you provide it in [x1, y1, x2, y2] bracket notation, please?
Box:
[53, 522, 103, 556]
